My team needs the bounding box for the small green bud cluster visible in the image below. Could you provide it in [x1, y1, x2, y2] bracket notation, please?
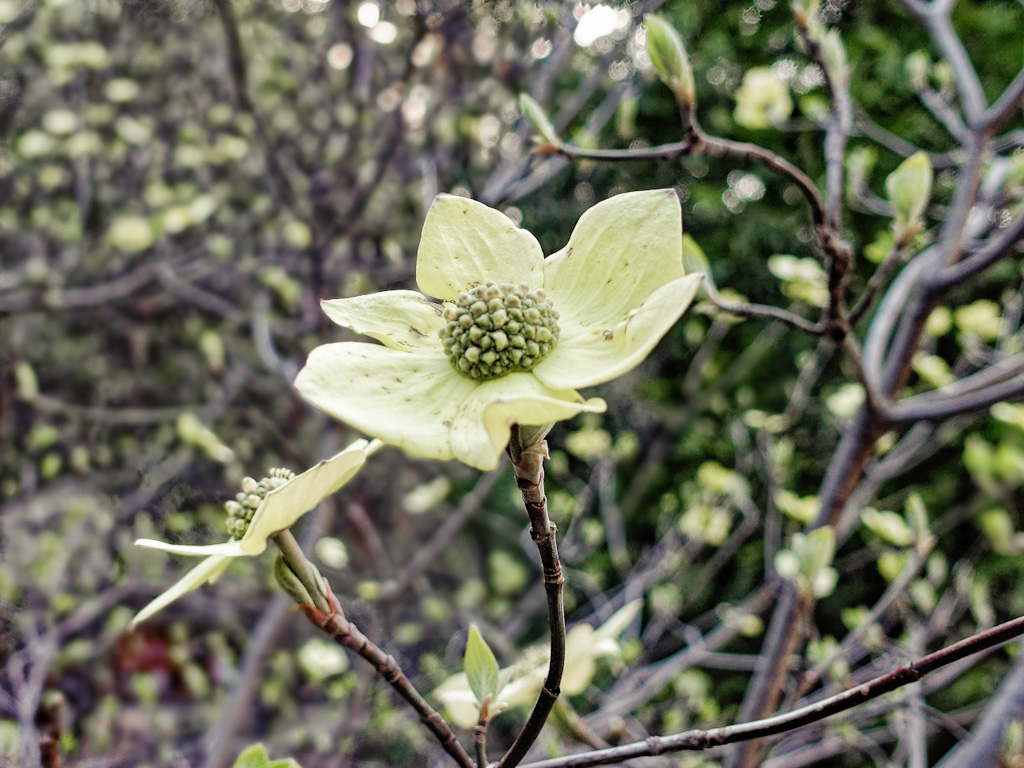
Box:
[440, 281, 559, 380]
[224, 467, 295, 540]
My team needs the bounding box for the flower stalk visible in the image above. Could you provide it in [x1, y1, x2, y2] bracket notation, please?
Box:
[498, 426, 566, 768]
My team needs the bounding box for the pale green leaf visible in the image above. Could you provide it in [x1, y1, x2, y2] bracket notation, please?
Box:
[885, 151, 933, 231]
[232, 744, 302, 768]
[464, 625, 500, 705]
[861, 508, 914, 547]
[734, 67, 792, 129]
[519, 94, 558, 143]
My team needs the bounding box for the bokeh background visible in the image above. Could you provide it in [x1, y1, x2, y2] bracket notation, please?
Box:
[2, 1, 1024, 766]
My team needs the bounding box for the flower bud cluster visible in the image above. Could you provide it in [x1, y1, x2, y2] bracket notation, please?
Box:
[439, 281, 560, 380]
[224, 467, 295, 540]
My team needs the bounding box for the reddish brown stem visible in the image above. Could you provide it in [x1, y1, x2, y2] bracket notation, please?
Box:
[300, 587, 474, 768]
[498, 435, 566, 768]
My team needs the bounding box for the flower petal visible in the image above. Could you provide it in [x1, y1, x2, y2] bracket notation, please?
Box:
[321, 291, 445, 352]
[295, 342, 478, 463]
[562, 624, 598, 695]
[242, 439, 372, 549]
[533, 274, 702, 389]
[131, 555, 232, 626]
[433, 673, 481, 729]
[448, 373, 606, 471]
[593, 599, 642, 644]
[543, 189, 685, 329]
[416, 194, 545, 301]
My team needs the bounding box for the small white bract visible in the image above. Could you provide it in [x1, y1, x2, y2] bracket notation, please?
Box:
[131, 439, 379, 626]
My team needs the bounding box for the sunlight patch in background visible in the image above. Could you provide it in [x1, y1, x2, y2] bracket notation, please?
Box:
[573, 4, 631, 48]
[356, 1, 380, 27]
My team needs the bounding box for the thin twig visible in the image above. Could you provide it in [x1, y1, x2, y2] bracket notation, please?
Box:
[888, 372, 1024, 422]
[915, 84, 968, 140]
[592, 584, 778, 726]
[793, 11, 852, 227]
[300, 584, 475, 768]
[475, 703, 491, 768]
[933, 644, 1024, 768]
[211, 0, 296, 208]
[984, 66, 1024, 130]
[899, 0, 987, 124]
[546, 128, 827, 230]
[694, 132, 828, 230]
[790, 540, 933, 703]
[933, 213, 1024, 290]
[851, 103, 957, 169]
[381, 470, 502, 601]
[518, 613, 1024, 768]
[900, 354, 1024, 408]
[701, 281, 823, 335]
[848, 243, 913, 327]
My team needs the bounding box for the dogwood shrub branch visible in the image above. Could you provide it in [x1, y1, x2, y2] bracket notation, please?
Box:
[515, 614, 1024, 768]
[298, 578, 476, 768]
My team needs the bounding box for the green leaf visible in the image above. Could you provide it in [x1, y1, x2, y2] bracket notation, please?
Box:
[232, 744, 302, 768]
[954, 299, 1002, 341]
[905, 50, 930, 90]
[905, 493, 930, 542]
[107, 215, 156, 253]
[464, 624, 500, 705]
[734, 67, 792, 129]
[861, 508, 914, 547]
[796, 527, 836, 581]
[519, 94, 558, 144]
[911, 353, 953, 387]
[846, 146, 878, 204]
[885, 151, 933, 234]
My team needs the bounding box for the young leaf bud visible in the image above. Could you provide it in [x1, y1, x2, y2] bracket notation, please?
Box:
[274, 554, 315, 607]
[519, 93, 559, 145]
[905, 50, 930, 91]
[644, 15, 696, 108]
[885, 151, 933, 241]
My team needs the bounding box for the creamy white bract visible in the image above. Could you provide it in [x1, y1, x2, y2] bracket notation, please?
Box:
[295, 189, 702, 471]
[132, 439, 378, 625]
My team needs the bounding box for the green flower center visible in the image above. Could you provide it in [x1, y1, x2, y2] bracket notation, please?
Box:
[224, 467, 295, 540]
[439, 281, 560, 380]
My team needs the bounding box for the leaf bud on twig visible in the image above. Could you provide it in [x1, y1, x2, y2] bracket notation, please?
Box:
[644, 15, 696, 110]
